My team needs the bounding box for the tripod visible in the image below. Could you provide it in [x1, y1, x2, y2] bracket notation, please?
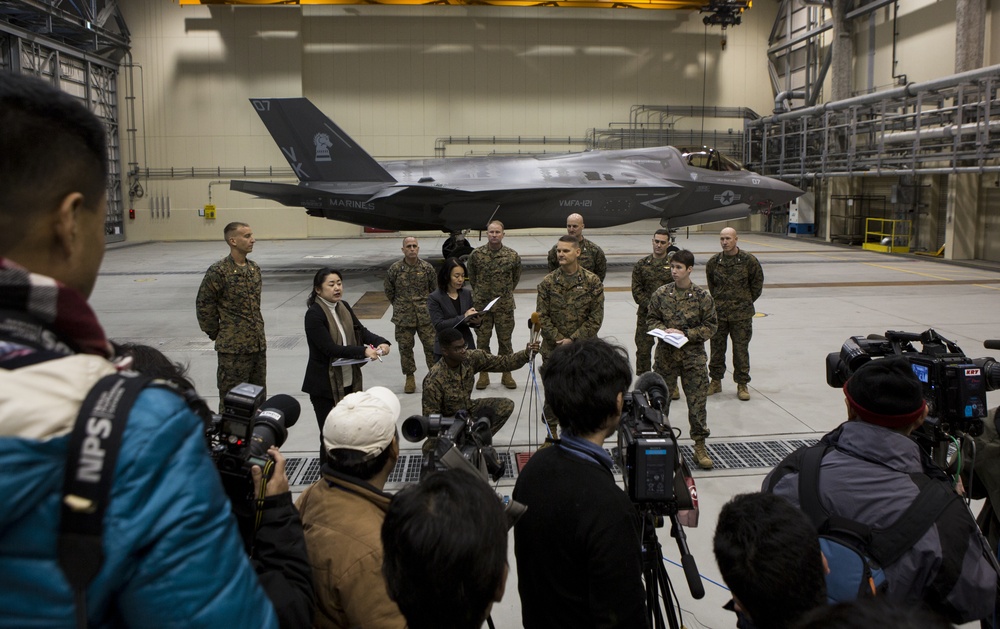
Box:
[639, 507, 705, 629]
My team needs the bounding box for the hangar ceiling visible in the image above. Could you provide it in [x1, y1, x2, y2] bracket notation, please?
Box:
[176, 0, 751, 17]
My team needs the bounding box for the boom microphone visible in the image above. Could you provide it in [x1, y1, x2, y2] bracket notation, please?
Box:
[635, 371, 670, 411]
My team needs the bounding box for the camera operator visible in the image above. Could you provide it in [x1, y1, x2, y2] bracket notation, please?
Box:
[116, 343, 314, 629]
[381, 468, 509, 629]
[764, 357, 997, 624]
[512, 338, 648, 628]
[296, 386, 406, 629]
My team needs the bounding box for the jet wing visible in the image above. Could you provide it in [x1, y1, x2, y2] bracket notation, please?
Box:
[231, 180, 389, 206]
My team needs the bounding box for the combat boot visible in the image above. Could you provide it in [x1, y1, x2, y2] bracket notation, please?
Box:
[693, 440, 714, 470]
[404, 374, 416, 394]
[671, 379, 681, 400]
[501, 372, 517, 389]
[707, 379, 722, 396]
[737, 383, 750, 401]
[476, 372, 490, 390]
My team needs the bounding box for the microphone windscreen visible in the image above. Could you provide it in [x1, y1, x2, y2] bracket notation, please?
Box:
[635, 371, 669, 396]
[984, 340, 1000, 351]
[260, 394, 301, 428]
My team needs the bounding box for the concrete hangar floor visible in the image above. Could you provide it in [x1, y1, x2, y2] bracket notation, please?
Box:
[95, 220, 999, 629]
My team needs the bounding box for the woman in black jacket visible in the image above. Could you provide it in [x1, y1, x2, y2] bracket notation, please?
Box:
[302, 268, 390, 435]
[427, 257, 480, 360]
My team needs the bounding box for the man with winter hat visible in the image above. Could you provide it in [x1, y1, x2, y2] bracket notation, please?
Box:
[763, 357, 997, 624]
[296, 387, 406, 629]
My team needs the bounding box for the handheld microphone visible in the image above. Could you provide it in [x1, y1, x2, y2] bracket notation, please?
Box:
[635, 371, 670, 411]
[528, 312, 541, 356]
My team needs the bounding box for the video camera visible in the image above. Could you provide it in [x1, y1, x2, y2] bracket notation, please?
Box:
[826, 329, 1000, 441]
[205, 383, 300, 505]
[617, 371, 705, 610]
[618, 372, 696, 516]
[402, 409, 505, 482]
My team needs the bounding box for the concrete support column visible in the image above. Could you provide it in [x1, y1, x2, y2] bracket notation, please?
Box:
[830, 0, 853, 101]
[955, 0, 986, 73]
[944, 174, 978, 260]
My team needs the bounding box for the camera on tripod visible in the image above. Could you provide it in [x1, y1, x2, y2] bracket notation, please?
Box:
[618, 375, 696, 515]
[401, 409, 505, 482]
[826, 329, 1000, 440]
[205, 383, 299, 503]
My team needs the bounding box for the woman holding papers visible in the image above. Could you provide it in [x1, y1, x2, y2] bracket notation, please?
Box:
[302, 267, 391, 437]
[427, 257, 481, 360]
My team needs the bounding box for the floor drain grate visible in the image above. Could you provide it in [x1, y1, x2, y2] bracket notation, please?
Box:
[286, 439, 819, 487]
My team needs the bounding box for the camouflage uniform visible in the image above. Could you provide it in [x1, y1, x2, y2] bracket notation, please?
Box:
[536, 267, 604, 435]
[196, 255, 266, 407]
[421, 348, 532, 434]
[466, 243, 522, 358]
[706, 249, 763, 384]
[631, 254, 674, 374]
[647, 282, 717, 441]
[384, 258, 437, 376]
[546, 237, 607, 281]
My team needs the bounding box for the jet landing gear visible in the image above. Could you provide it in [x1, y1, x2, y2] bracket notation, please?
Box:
[442, 233, 473, 260]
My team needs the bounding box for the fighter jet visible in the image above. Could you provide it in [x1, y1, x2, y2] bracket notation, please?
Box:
[232, 98, 802, 258]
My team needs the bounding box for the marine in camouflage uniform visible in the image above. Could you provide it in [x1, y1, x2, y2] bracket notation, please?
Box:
[545, 213, 607, 281]
[422, 344, 533, 436]
[466, 221, 522, 389]
[706, 228, 764, 398]
[631, 230, 675, 375]
[383, 237, 437, 387]
[196, 222, 266, 409]
[646, 251, 717, 467]
[537, 236, 605, 437]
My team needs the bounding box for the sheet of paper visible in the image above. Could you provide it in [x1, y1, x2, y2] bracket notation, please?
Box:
[647, 329, 688, 349]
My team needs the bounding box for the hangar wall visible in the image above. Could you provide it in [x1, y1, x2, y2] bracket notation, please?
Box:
[118, 1, 780, 242]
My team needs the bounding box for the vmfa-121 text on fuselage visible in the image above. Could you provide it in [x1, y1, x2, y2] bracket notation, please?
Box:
[232, 98, 802, 256]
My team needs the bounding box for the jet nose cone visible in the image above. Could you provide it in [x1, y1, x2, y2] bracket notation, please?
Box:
[762, 178, 804, 207]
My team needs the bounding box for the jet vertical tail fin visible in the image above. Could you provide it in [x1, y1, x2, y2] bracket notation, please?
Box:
[248, 98, 396, 183]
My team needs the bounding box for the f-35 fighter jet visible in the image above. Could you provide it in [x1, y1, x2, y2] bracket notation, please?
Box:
[232, 98, 802, 258]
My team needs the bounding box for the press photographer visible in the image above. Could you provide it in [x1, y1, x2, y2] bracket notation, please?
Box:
[765, 354, 997, 624]
[116, 346, 314, 629]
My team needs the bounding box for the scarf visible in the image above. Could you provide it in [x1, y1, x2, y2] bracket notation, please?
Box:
[0, 258, 111, 361]
[317, 297, 358, 390]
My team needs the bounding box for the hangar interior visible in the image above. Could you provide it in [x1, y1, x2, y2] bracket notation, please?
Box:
[3, 1, 1000, 628]
[5, 0, 999, 263]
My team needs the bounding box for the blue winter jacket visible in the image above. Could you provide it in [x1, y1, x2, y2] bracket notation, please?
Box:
[0, 354, 278, 628]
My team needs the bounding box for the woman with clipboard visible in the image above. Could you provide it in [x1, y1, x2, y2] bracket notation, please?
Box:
[302, 268, 391, 440]
[427, 257, 481, 362]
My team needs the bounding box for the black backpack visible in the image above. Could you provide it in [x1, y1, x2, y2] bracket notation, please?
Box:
[767, 444, 960, 603]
